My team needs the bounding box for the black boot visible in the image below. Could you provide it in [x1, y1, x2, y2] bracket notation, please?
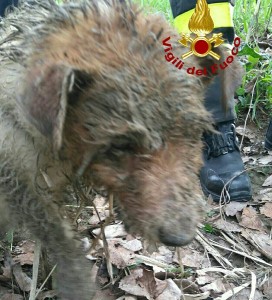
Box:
[0, 0, 18, 17]
[200, 121, 252, 202]
[265, 120, 272, 150]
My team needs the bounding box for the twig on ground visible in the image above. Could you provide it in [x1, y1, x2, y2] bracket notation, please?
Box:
[215, 280, 251, 300]
[109, 193, 114, 218]
[249, 271, 257, 300]
[196, 230, 233, 269]
[177, 247, 185, 276]
[220, 231, 250, 254]
[197, 267, 247, 278]
[29, 241, 41, 300]
[134, 254, 170, 269]
[35, 264, 57, 299]
[239, 77, 259, 150]
[206, 239, 272, 268]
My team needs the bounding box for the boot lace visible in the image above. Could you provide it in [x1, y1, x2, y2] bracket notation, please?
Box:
[204, 123, 240, 158]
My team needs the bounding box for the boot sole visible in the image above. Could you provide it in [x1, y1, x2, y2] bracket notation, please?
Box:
[201, 182, 252, 203]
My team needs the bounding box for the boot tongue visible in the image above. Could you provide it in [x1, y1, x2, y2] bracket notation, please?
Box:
[204, 122, 240, 158]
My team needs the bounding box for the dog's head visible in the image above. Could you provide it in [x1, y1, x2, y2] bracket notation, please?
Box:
[5, 0, 233, 246]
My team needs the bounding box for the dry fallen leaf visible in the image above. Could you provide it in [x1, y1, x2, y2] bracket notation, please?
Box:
[12, 263, 32, 292]
[225, 202, 248, 216]
[260, 202, 272, 218]
[241, 229, 272, 260]
[121, 239, 142, 252]
[242, 156, 251, 163]
[134, 255, 167, 274]
[151, 246, 173, 264]
[243, 146, 252, 155]
[116, 296, 137, 300]
[88, 209, 109, 225]
[119, 268, 156, 299]
[239, 206, 265, 231]
[244, 156, 257, 165]
[13, 240, 35, 266]
[196, 275, 214, 286]
[262, 276, 272, 299]
[259, 188, 272, 195]
[1, 266, 12, 280]
[200, 278, 226, 294]
[259, 192, 272, 201]
[258, 155, 272, 165]
[183, 291, 210, 300]
[173, 248, 209, 269]
[93, 289, 116, 300]
[107, 239, 136, 268]
[262, 175, 272, 187]
[36, 290, 58, 300]
[236, 126, 256, 142]
[13, 253, 34, 266]
[233, 288, 263, 300]
[180, 278, 200, 294]
[93, 224, 127, 239]
[14, 240, 35, 254]
[214, 219, 242, 232]
[155, 278, 182, 300]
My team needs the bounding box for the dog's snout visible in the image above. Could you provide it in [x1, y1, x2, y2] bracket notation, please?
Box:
[158, 226, 194, 247]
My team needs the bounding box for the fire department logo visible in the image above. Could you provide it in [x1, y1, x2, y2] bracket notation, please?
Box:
[178, 0, 224, 60]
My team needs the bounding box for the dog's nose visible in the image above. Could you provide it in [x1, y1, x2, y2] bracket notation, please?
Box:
[158, 226, 194, 247]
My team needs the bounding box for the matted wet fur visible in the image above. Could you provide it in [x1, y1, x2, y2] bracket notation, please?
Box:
[0, 0, 241, 299]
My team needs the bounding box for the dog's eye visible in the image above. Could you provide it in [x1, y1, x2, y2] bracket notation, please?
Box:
[109, 137, 136, 156]
[111, 141, 134, 152]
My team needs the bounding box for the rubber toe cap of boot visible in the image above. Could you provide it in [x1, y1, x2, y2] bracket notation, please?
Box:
[200, 151, 252, 202]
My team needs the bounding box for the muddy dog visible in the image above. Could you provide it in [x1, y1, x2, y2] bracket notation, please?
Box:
[0, 0, 241, 299]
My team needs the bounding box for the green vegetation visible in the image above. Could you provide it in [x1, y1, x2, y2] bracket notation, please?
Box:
[135, 0, 173, 23]
[233, 0, 272, 41]
[135, 0, 272, 120]
[202, 223, 217, 234]
[234, 0, 272, 119]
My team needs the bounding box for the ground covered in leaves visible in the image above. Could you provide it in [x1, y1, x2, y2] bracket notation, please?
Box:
[0, 118, 272, 300]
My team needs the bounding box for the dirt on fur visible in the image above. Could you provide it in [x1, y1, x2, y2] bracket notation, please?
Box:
[0, 0, 242, 299]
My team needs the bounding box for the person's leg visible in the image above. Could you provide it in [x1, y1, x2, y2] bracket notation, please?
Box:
[0, 0, 18, 17]
[170, 0, 252, 202]
[170, 0, 236, 121]
[265, 120, 272, 150]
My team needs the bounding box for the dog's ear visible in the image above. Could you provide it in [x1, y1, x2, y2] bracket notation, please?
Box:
[18, 63, 74, 153]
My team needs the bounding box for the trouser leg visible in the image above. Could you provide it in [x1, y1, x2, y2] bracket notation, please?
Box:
[170, 0, 236, 123]
[265, 120, 272, 150]
[169, 0, 252, 202]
